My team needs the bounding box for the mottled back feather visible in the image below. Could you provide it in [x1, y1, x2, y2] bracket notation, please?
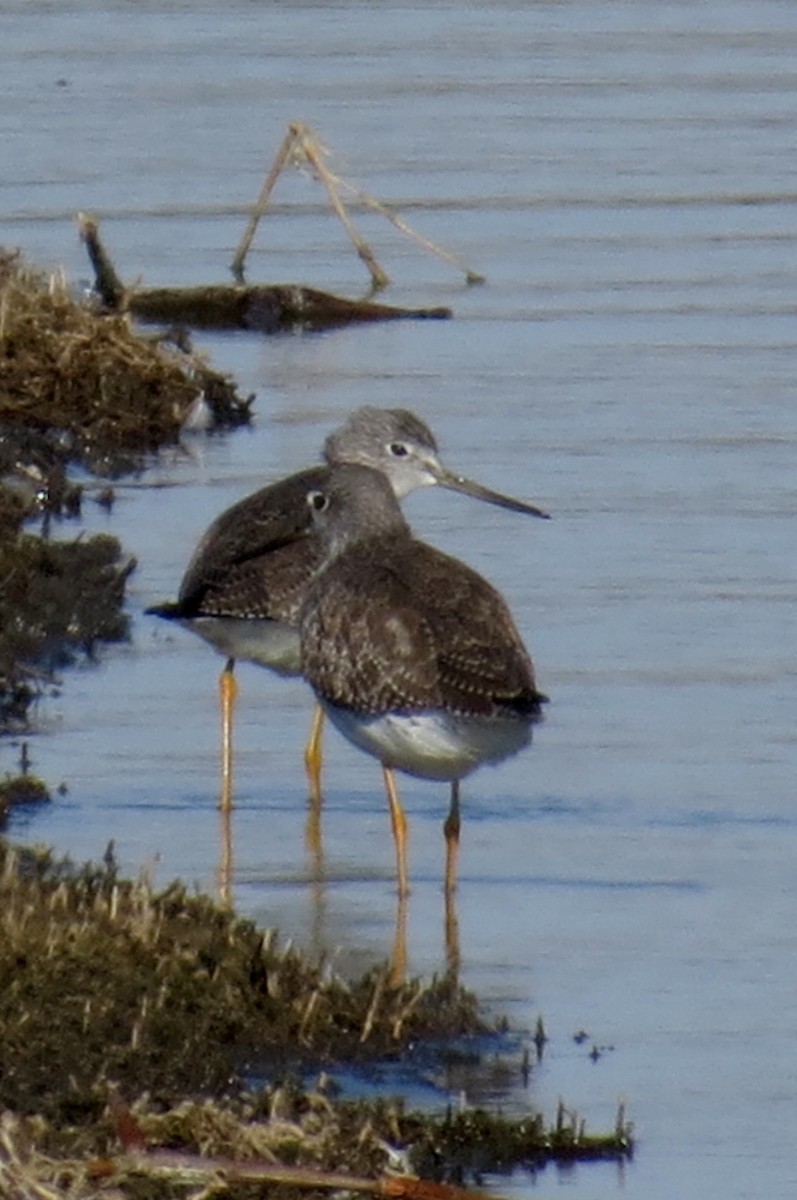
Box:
[301, 534, 545, 720]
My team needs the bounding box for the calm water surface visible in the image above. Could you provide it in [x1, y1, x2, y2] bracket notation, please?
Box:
[2, 3, 796, 1198]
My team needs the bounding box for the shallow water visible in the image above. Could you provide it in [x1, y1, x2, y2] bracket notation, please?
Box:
[3, 2, 797, 1197]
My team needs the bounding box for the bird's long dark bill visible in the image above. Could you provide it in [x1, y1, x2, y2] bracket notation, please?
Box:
[436, 468, 550, 518]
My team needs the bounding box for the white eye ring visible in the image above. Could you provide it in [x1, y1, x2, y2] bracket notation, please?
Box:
[389, 441, 409, 458]
[307, 490, 329, 513]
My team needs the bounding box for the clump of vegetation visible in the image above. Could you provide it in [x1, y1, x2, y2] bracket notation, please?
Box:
[0, 840, 488, 1127]
[0, 530, 133, 667]
[0, 839, 633, 1198]
[0, 525, 134, 727]
[0, 247, 253, 476]
[402, 1100, 633, 1179]
[0, 768, 50, 827]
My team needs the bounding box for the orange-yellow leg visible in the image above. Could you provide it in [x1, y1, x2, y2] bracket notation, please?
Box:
[443, 780, 461, 896]
[304, 704, 325, 808]
[219, 658, 238, 813]
[383, 765, 409, 898]
[304, 712, 326, 870]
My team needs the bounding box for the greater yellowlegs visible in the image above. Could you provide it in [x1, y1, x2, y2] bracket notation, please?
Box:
[147, 407, 548, 809]
[299, 463, 547, 898]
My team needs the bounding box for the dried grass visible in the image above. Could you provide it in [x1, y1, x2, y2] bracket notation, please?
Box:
[0, 247, 252, 476]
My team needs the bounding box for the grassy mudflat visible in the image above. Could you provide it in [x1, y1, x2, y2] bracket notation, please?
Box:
[0, 838, 632, 1197]
[0, 840, 490, 1124]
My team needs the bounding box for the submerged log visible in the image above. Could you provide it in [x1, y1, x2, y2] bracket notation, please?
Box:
[124, 281, 451, 332]
[78, 214, 451, 333]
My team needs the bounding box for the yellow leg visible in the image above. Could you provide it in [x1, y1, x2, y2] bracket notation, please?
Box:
[444, 886, 461, 981]
[217, 800, 234, 908]
[219, 658, 237, 813]
[443, 780, 461, 896]
[383, 765, 409, 898]
[304, 704, 325, 806]
[389, 890, 409, 988]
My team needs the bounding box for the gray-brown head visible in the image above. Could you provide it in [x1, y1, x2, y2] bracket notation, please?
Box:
[323, 406, 549, 517]
[306, 464, 411, 559]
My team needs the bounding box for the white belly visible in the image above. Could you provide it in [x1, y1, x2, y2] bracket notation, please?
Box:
[183, 616, 301, 676]
[322, 704, 532, 782]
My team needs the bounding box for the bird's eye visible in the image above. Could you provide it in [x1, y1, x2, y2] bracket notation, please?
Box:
[389, 441, 409, 458]
[308, 490, 329, 513]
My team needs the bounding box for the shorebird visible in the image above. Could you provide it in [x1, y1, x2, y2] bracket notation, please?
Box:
[299, 463, 547, 898]
[148, 407, 549, 809]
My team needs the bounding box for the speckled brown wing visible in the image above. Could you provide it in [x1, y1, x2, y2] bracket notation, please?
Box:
[398, 541, 544, 717]
[301, 535, 545, 719]
[174, 466, 331, 624]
